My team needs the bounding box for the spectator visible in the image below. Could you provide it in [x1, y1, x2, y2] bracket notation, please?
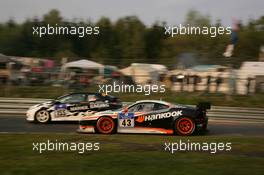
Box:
[215, 75, 223, 92]
[193, 75, 199, 91]
[246, 77, 253, 95]
[206, 75, 211, 92]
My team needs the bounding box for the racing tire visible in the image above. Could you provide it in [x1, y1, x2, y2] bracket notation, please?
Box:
[96, 117, 115, 134]
[35, 109, 50, 123]
[175, 117, 195, 136]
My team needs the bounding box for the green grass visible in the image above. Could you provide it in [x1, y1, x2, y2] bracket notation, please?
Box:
[0, 134, 263, 175]
[0, 85, 264, 107]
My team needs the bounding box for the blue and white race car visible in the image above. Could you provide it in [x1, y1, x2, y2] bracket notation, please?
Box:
[26, 92, 122, 123]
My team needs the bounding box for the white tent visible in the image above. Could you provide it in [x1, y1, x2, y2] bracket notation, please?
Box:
[120, 63, 167, 76]
[236, 61, 264, 94]
[119, 66, 132, 76]
[119, 63, 168, 84]
[238, 62, 264, 77]
[61, 59, 104, 71]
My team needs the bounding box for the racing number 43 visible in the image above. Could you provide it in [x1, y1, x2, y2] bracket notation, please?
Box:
[118, 112, 135, 128]
[121, 119, 132, 127]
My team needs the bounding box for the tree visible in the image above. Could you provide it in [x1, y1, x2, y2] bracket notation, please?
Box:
[144, 22, 165, 63]
[43, 9, 62, 25]
[114, 16, 146, 66]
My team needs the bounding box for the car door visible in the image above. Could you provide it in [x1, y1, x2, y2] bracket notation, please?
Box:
[88, 94, 110, 111]
[128, 102, 155, 127]
[66, 93, 90, 113]
[149, 103, 171, 128]
[54, 93, 88, 120]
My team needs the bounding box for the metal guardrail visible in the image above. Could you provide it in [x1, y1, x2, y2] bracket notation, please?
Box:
[0, 97, 263, 122]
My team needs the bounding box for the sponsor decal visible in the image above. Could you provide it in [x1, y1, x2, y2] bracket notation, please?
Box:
[54, 109, 67, 117]
[136, 111, 182, 122]
[90, 102, 109, 108]
[136, 116, 145, 123]
[54, 104, 67, 110]
[69, 106, 89, 111]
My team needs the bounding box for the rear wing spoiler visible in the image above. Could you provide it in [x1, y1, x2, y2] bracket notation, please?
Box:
[196, 102, 211, 111]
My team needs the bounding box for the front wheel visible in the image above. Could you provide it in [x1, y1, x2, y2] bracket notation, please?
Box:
[175, 117, 195, 136]
[35, 109, 50, 123]
[96, 117, 115, 134]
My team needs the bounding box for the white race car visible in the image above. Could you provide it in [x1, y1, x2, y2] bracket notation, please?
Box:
[26, 92, 122, 123]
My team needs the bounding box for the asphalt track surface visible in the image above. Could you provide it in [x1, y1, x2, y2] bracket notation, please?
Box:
[0, 115, 263, 136]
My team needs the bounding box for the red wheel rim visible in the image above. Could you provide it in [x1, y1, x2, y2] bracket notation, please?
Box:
[97, 117, 114, 134]
[176, 118, 194, 135]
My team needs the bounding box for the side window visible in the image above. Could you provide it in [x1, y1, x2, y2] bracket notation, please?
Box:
[128, 103, 154, 112]
[88, 95, 97, 102]
[143, 103, 154, 112]
[128, 104, 140, 112]
[154, 103, 169, 111]
[87, 94, 102, 102]
[59, 94, 86, 103]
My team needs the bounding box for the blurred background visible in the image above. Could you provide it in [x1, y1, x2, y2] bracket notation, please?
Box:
[0, 0, 264, 106]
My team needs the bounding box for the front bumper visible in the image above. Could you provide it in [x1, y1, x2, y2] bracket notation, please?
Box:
[26, 107, 40, 122]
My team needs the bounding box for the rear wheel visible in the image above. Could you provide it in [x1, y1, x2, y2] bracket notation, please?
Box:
[175, 117, 195, 136]
[96, 117, 115, 134]
[35, 109, 50, 123]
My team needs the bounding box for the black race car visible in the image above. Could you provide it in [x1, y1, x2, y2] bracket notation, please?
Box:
[26, 92, 122, 123]
[78, 100, 210, 136]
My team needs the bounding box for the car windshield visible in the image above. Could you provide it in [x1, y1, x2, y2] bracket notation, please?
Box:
[55, 94, 68, 101]
[57, 94, 86, 103]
